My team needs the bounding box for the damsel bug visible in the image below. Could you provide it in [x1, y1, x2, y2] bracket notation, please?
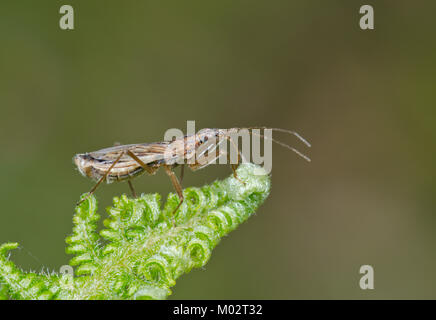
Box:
[73, 127, 311, 213]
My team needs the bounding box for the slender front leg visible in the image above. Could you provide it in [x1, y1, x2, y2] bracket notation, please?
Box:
[226, 136, 245, 184]
[164, 165, 184, 224]
[188, 137, 224, 171]
[189, 150, 227, 171]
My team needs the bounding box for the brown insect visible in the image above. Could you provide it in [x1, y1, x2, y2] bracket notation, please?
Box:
[73, 127, 310, 213]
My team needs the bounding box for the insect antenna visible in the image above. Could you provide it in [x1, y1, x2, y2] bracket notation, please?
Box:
[249, 130, 311, 162]
[246, 127, 311, 147]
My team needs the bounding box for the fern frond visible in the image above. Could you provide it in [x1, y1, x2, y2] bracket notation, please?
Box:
[0, 243, 57, 300]
[0, 163, 271, 299]
[65, 195, 102, 275]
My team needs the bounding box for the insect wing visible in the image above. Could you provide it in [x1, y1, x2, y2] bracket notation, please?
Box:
[89, 142, 170, 164]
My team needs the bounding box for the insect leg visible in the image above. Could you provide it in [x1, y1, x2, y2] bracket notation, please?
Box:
[180, 165, 185, 184]
[189, 150, 226, 171]
[127, 180, 137, 198]
[77, 151, 125, 206]
[163, 165, 184, 225]
[124, 149, 162, 199]
[226, 136, 245, 184]
[110, 145, 143, 198]
[126, 150, 157, 175]
[188, 136, 225, 171]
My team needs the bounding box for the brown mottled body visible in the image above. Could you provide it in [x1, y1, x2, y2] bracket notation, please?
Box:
[74, 128, 227, 184]
[73, 129, 232, 214]
[73, 127, 310, 217]
[74, 143, 169, 183]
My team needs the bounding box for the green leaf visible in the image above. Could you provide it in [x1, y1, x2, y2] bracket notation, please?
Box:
[0, 163, 270, 299]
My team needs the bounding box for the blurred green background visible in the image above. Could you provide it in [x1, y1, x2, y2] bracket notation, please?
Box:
[0, 1, 435, 299]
